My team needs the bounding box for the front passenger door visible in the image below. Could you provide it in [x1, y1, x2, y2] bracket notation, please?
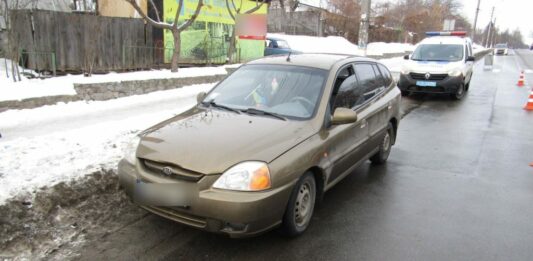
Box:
[326, 65, 370, 184]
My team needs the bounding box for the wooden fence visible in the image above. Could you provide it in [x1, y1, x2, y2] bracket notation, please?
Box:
[9, 10, 154, 72]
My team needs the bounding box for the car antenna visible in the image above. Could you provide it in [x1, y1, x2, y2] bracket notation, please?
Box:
[286, 52, 291, 62]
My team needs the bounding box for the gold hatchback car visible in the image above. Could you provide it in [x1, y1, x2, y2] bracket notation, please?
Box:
[118, 54, 401, 237]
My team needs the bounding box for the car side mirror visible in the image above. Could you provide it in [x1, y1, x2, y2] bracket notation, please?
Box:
[403, 54, 410, 60]
[466, 56, 475, 62]
[196, 92, 207, 104]
[331, 108, 358, 125]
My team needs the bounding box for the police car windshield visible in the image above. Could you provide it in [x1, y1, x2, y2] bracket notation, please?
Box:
[411, 44, 464, 62]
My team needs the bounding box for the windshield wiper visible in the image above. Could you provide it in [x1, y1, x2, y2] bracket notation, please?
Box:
[241, 108, 287, 121]
[201, 100, 240, 114]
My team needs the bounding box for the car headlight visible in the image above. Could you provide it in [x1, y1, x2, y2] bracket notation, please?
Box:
[124, 135, 141, 164]
[400, 68, 410, 75]
[448, 69, 462, 77]
[213, 161, 271, 191]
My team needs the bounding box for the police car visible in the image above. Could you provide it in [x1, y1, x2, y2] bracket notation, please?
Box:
[398, 31, 475, 100]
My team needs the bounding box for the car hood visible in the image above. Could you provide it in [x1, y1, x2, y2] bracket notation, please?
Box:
[136, 107, 317, 175]
[403, 60, 463, 73]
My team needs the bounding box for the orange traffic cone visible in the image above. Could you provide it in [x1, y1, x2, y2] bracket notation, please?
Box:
[524, 88, 533, 110]
[517, 71, 525, 87]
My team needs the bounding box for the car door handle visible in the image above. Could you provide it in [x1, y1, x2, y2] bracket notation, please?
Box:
[387, 104, 392, 110]
[360, 119, 367, 129]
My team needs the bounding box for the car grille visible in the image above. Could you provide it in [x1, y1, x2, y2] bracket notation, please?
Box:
[410, 72, 448, 81]
[141, 205, 207, 228]
[141, 159, 204, 182]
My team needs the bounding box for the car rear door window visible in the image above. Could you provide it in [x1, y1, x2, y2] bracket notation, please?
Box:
[377, 64, 393, 86]
[355, 63, 382, 103]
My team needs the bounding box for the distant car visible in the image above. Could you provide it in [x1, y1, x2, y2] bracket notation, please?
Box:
[398, 31, 475, 100]
[118, 54, 401, 238]
[264, 37, 298, 56]
[494, 43, 508, 55]
[530, 43, 533, 50]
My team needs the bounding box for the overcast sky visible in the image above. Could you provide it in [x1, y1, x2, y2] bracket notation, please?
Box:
[459, 0, 532, 43]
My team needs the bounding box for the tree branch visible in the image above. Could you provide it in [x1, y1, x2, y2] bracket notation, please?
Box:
[173, 0, 184, 30]
[125, 0, 171, 29]
[148, 0, 160, 22]
[225, 0, 235, 20]
[178, 0, 203, 31]
[244, 0, 266, 14]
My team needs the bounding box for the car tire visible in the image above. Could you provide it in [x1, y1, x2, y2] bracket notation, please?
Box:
[451, 83, 466, 100]
[401, 90, 410, 96]
[281, 172, 316, 237]
[370, 122, 394, 165]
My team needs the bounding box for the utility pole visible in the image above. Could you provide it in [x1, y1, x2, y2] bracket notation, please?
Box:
[485, 6, 495, 47]
[472, 0, 481, 43]
[490, 17, 497, 47]
[358, 0, 371, 55]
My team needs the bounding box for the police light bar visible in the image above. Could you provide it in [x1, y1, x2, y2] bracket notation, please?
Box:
[426, 31, 467, 37]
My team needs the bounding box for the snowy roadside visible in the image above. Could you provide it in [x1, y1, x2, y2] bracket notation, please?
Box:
[0, 83, 215, 205]
[0, 59, 229, 102]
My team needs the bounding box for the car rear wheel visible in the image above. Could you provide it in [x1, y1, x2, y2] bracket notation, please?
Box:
[451, 83, 466, 100]
[281, 172, 316, 237]
[370, 122, 394, 165]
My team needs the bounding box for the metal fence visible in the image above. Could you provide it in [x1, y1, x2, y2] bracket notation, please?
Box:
[123, 45, 241, 68]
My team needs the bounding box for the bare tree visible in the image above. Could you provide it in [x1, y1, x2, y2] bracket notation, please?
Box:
[125, 0, 203, 72]
[225, 0, 266, 63]
[1, 0, 35, 82]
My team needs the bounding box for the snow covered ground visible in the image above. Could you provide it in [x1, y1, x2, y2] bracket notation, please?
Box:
[0, 83, 215, 205]
[0, 58, 229, 102]
[267, 33, 415, 56]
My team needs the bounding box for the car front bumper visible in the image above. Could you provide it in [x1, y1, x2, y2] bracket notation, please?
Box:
[118, 159, 293, 238]
[398, 73, 463, 94]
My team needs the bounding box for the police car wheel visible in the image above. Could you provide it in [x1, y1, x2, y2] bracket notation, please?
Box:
[451, 83, 466, 100]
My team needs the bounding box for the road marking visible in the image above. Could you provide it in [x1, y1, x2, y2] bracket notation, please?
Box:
[492, 69, 501, 73]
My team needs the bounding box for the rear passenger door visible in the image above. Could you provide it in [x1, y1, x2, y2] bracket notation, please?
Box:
[353, 63, 390, 150]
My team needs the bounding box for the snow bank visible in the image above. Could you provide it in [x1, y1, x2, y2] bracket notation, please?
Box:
[0, 83, 215, 205]
[379, 56, 405, 73]
[268, 33, 366, 56]
[267, 33, 414, 56]
[0, 60, 229, 102]
[367, 42, 415, 55]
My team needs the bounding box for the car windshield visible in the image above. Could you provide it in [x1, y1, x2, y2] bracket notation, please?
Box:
[203, 64, 328, 119]
[495, 44, 507, 48]
[411, 44, 464, 62]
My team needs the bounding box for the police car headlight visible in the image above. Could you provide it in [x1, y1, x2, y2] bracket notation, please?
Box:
[448, 69, 462, 77]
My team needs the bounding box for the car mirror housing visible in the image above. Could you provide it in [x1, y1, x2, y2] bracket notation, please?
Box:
[466, 56, 475, 62]
[197, 92, 207, 104]
[331, 108, 358, 125]
[403, 54, 410, 60]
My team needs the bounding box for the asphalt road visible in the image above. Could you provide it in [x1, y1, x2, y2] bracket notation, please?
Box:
[77, 50, 533, 261]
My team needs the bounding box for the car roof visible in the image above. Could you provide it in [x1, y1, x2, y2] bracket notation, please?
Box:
[247, 53, 376, 70]
[419, 36, 469, 45]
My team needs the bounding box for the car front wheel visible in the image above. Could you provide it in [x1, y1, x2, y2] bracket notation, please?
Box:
[451, 83, 466, 100]
[281, 172, 316, 237]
